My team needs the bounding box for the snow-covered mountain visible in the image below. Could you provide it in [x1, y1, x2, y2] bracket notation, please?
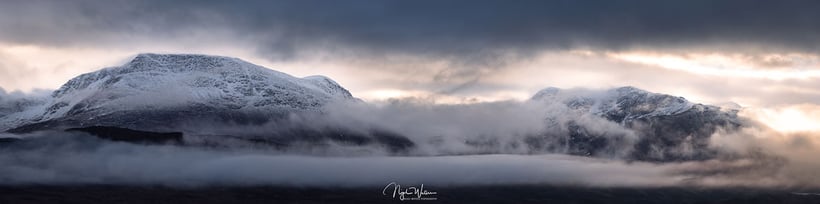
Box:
[531, 86, 742, 161]
[6, 53, 356, 132]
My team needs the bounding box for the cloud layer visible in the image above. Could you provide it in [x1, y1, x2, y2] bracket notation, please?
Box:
[2, 124, 820, 187]
[3, 0, 820, 59]
[0, 132, 677, 187]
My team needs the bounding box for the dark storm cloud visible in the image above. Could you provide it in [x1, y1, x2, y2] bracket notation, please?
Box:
[2, 0, 820, 61]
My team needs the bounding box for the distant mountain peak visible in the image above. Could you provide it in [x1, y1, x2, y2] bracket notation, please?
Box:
[532, 86, 695, 121]
[531, 85, 741, 161]
[531, 87, 562, 100]
[533, 86, 652, 100]
[613, 86, 645, 94]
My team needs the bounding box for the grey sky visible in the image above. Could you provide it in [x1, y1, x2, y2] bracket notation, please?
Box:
[4, 1, 820, 55]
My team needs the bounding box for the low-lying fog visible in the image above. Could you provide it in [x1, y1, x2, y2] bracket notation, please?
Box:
[1, 90, 820, 188]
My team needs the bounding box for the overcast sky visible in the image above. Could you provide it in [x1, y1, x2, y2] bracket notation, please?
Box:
[1, 0, 820, 129]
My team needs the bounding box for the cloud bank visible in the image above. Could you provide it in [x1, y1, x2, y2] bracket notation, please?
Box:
[1, 92, 819, 188]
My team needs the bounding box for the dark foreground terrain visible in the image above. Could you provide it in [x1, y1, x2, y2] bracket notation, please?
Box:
[1, 185, 819, 204]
